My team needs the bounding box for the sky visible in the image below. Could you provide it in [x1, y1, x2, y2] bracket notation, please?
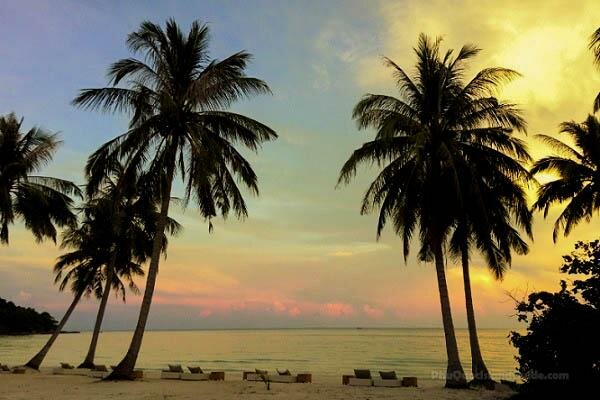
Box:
[1, 0, 599, 331]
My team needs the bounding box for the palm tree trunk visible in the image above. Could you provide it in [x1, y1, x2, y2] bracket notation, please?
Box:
[108, 162, 175, 380]
[25, 290, 83, 369]
[78, 254, 116, 369]
[433, 238, 467, 388]
[461, 249, 493, 385]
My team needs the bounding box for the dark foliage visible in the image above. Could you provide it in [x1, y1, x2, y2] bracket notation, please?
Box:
[531, 115, 600, 241]
[0, 297, 57, 334]
[509, 240, 600, 398]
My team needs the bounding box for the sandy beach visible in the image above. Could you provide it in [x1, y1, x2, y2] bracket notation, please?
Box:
[0, 370, 514, 400]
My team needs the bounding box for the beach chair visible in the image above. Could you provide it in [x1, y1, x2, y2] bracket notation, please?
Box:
[268, 369, 297, 383]
[180, 366, 210, 381]
[52, 363, 90, 376]
[373, 370, 402, 387]
[0, 364, 11, 373]
[243, 368, 269, 382]
[344, 369, 374, 386]
[89, 364, 110, 379]
[161, 364, 184, 379]
[243, 369, 310, 384]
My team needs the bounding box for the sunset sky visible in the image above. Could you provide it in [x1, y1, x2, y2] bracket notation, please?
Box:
[1, 0, 599, 331]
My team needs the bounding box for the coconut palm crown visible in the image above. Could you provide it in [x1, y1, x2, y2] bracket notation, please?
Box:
[0, 113, 80, 244]
[338, 34, 531, 387]
[532, 115, 600, 241]
[72, 19, 276, 378]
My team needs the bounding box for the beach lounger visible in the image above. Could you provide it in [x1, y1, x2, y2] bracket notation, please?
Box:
[373, 371, 402, 387]
[345, 369, 374, 386]
[0, 364, 11, 373]
[243, 368, 271, 382]
[180, 366, 210, 381]
[161, 364, 184, 379]
[269, 369, 297, 383]
[243, 369, 310, 384]
[89, 365, 110, 379]
[52, 363, 90, 376]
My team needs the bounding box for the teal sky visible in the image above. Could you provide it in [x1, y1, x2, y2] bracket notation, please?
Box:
[1, 0, 599, 331]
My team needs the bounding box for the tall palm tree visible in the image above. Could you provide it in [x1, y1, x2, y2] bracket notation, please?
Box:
[26, 163, 180, 370]
[73, 19, 276, 378]
[338, 34, 529, 388]
[78, 162, 181, 368]
[449, 187, 531, 384]
[590, 27, 600, 112]
[0, 113, 80, 244]
[532, 115, 600, 240]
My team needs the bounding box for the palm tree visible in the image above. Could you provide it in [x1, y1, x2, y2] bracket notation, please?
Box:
[78, 162, 181, 368]
[532, 115, 600, 240]
[0, 113, 80, 245]
[449, 187, 531, 384]
[338, 34, 529, 388]
[25, 241, 102, 369]
[73, 19, 276, 378]
[590, 27, 600, 112]
[26, 163, 180, 370]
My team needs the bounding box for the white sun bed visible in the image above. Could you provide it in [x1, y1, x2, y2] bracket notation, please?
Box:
[52, 363, 90, 376]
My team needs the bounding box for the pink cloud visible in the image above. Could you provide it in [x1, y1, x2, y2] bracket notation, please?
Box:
[320, 302, 355, 317]
[362, 304, 384, 318]
[288, 306, 302, 317]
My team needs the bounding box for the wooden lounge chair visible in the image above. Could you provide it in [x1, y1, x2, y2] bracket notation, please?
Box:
[161, 364, 184, 379]
[180, 366, 210, 381]
[373, 370, 402, 387]
[344, 369, 374, 386]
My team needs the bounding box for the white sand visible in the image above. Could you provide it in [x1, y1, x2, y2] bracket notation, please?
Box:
[0, 370, 514, 400]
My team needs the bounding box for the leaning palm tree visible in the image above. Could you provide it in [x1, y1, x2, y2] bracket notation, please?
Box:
[590, 27, 600, 112]
[532, 115, 600, 240]
[78, 163, 181, 368]
[73, 19, 276, 378]
[24, 242, 102, 369]
[26, 164, 180, 370]
[0, 113, 80, 244]
[338, 34, 529, 388]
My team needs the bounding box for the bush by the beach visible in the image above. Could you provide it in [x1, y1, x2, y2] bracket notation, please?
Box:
[509, 240, 600, 398]
[0, 297, 57, 334]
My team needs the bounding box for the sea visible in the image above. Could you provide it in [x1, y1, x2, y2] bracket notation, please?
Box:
[0, 328, 518, 380]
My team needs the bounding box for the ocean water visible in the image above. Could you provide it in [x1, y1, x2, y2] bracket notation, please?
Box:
[0, 328, 518, 380]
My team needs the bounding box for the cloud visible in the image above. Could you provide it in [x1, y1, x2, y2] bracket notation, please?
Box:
[362, 304, 384, 318]
[320, 302, 355, 317]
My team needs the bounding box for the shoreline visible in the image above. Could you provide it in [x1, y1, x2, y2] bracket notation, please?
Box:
[0, 369, 515, 400]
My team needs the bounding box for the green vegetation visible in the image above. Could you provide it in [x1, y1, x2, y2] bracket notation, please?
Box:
[0, 297, 57, 335]
[510, 240, 600, 398]
[0, 113, 80, 245]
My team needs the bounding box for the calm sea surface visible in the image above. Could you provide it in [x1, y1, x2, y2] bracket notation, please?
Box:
[0, 329, 517, 380]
